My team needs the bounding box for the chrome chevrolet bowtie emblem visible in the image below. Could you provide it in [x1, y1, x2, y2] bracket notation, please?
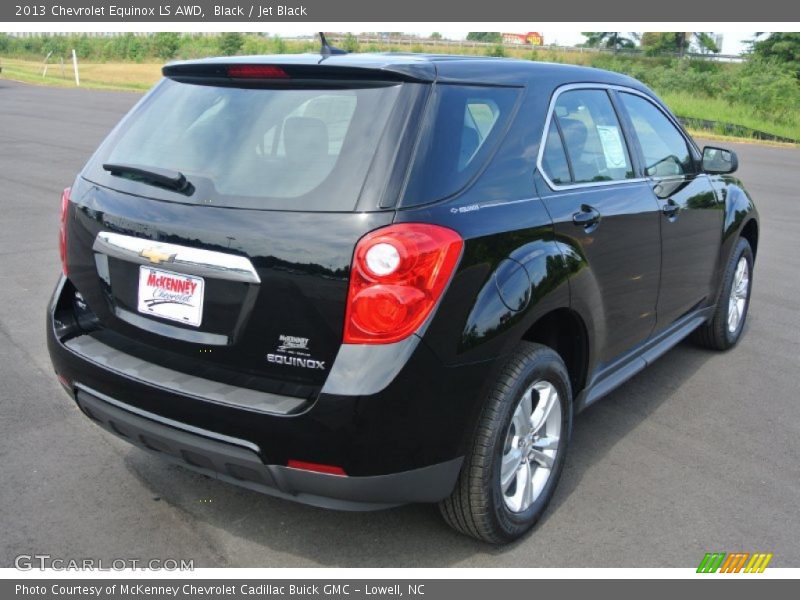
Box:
[139, 247, 176, 265]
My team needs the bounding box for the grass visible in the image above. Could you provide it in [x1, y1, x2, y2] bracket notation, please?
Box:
[2, 55, 798, 144]
[685, 128, 799, 148]
[660, 90, 800, 142]
[0, 57, 160, 91]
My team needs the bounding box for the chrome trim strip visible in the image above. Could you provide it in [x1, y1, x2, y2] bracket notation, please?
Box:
[115, 307, 229, 346]
[536, 83, 686, 192]
[93, 231, 261, 284]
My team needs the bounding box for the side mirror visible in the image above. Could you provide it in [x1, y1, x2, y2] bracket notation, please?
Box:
[702, 146, 738, 174]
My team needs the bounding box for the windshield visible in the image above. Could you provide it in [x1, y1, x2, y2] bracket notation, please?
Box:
[87, 78, 404, 211]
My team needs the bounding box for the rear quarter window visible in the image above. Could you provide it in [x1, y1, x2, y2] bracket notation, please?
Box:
[401, 84, 521, 207]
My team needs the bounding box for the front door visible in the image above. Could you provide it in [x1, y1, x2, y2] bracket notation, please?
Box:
[616, 91, 723, 330]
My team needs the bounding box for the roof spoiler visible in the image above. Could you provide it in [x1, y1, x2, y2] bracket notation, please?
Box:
[162, 62, 436, 85]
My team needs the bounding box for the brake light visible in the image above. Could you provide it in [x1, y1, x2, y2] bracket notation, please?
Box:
[59, 187, 70, 276]
[287, 460, 347, 476]
[226, 65, 289, 79]
[344, 223, 463, 344]
[56, 373, 73, 395]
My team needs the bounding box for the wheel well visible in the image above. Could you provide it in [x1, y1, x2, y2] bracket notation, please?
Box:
[521, 308, 589, 397]
[741, 219, 759, 259]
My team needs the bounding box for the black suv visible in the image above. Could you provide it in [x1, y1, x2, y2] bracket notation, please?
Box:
[47, 53, 759, 543]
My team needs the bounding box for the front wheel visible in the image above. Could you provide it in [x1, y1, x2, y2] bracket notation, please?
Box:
[692, 237, 754, 350]
[439, 342, 573, 544]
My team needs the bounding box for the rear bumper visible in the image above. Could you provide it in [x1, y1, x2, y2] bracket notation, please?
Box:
[74, 385, 462, 510]
[47, 276, 498, 508]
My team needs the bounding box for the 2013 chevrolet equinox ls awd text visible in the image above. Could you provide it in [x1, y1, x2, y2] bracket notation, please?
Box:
[47, 52, 759, 543]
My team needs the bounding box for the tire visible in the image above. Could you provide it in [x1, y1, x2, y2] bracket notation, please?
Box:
[439, 341, 573, 544]
[692, 237, 754, 351]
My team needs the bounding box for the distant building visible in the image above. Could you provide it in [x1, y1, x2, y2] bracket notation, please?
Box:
[501, 32, 544, 46]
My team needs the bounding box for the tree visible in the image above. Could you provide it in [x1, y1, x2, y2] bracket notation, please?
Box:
[694, 32, 720, 54]
[430, 32, 443, 41]
[751, 32, 800, 76]
[581, 32, 638, 51]
[218, 32, 244, 56]
[641, 32, 720, 56]
[151, 32, 181, 60]
[467, 32, 501, 43]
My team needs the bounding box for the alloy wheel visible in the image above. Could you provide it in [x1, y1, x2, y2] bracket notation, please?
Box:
[500, 381, 562, 513]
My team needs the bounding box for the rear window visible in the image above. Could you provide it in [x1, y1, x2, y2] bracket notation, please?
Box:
[401, 84, 521, 206]
[88, 78, 403, 211]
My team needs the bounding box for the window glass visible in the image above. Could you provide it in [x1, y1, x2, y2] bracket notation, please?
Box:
[619, 93, 693, 177]
[541, 120, 571, 184]
[553, 89, 634, 184]
[93, 78, 402, 211]
[460, 100, 502, 170]
[402, 85, 520, 206]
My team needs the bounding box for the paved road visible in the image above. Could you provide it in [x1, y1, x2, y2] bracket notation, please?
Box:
[1, 80, 798, 568]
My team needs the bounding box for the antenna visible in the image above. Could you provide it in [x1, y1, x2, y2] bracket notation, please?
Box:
[319, 32, 347, 55]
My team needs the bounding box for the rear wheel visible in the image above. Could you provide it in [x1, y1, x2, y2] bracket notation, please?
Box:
[692, 238, 754, 350]
[439, 342, 572, 543]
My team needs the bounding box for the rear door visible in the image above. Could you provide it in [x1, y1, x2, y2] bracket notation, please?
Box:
[616, 91, 723, 329]
[536, 87, 662, 364]
[67, 71, 424, 394]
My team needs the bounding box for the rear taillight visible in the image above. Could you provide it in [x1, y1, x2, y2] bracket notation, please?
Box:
[59, 187, 70, 276]
[56, 373, 73, 394]
[287, 460, 347, 476]
[226, 65, 289, 79]
[344, 223, 463, 344]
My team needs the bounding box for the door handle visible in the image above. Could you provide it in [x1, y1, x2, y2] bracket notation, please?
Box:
[572, 204, 601, 229]
[662, 199, 680, 218]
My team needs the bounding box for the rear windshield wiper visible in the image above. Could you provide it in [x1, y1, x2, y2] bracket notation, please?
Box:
[103, 163, 194, 195]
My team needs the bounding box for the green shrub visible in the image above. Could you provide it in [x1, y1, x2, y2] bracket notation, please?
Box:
[721, 59, 800, 124]
[218, 32, 243, 56]
[151, 32, 181, 60]
[270, 36, 288, 54]
[485, 44, 506, 58]
[342, 33, 360, 53]
[179, 34, 219, 59]
[240, 35, 269, 55]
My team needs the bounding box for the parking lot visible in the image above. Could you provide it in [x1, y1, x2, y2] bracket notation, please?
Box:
[1, 79, 798, 567]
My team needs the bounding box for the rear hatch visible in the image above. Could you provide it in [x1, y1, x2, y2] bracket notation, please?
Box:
[64, 61, 428, 399]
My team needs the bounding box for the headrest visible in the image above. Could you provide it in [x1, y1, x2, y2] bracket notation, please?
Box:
[283, 117, 329, 162]
[558, 117, 588, 153]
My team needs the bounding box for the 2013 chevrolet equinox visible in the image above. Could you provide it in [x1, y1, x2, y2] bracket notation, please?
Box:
[47, 53, 759, 543]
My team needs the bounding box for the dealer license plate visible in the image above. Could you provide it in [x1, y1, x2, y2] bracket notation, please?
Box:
[137, 266, 204, 327]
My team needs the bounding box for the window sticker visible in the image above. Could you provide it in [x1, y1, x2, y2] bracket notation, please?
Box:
[595, 125, 627, 169]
